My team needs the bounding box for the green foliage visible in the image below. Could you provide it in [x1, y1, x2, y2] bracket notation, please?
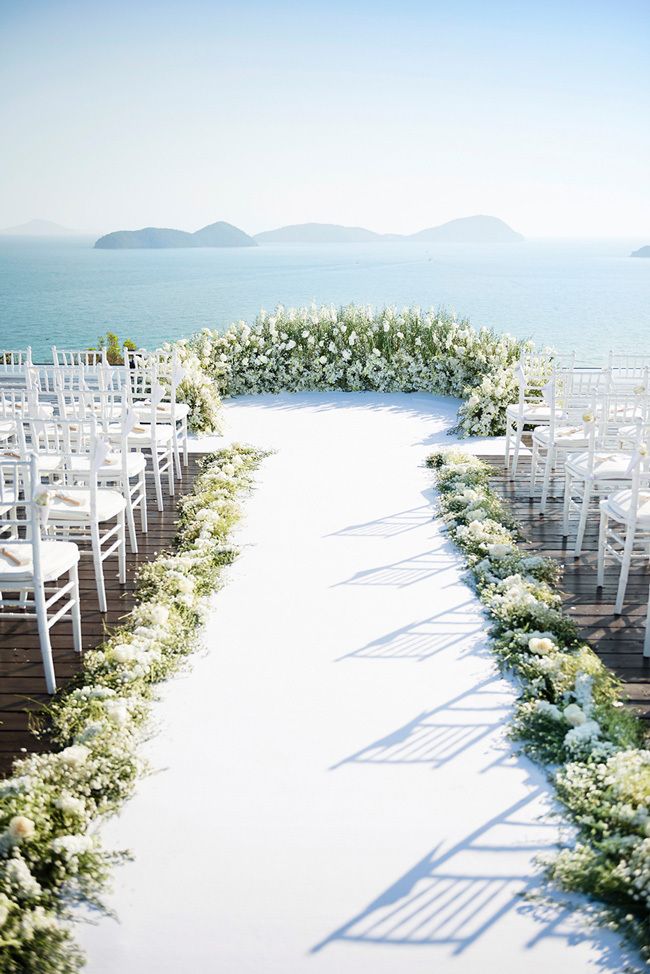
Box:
[0, 445, 268, 971]
[428, 447, 650, 962]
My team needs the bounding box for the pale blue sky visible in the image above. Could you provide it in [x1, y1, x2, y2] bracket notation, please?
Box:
[1, 0, 648, 237]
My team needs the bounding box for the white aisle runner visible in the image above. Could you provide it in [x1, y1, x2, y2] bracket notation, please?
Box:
[79, 393, 626, 973]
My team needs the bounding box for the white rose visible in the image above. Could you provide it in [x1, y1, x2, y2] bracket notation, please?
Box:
[59, 744, 90, 768]
[563, 703, 587, 727]
[528, 637, 556, 655]
[487, 543, 512, 558]
[8, 815, 35, 841]
[112, 644, 136, 664]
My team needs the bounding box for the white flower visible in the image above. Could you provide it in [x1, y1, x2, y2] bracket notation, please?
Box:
[54, 793, 86, 817]
[528, 636, 556, 655]
[50, 834, 93, 859]
[8, 815, 35, 841]
[487, 543, 513, 558]
[535, 700, 562, 721]
[59, 744, 90, 768]
[563, 703, 587, 727]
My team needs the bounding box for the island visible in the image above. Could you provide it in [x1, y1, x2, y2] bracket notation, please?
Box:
[631, 245, 650, 258]
[255, 214, 523, 244]
[95, 220, 257, 249]
[0, 219, 82, 236]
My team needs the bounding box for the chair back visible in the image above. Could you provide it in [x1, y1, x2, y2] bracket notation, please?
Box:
[0, 455, 44, 577]
[52, 346, 107, 368]
[0, 348, 32, 369]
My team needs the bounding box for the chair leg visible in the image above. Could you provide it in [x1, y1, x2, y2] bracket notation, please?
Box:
[529, 440, 539, 499]
[34, 581, 56, 694]
[511, 421, 524, 477]
[152, 452, 164, 512]
[597, 508, 608, 588]
[70, 562, 83, 653]
[504, 420, 511, 470]
[182, 417, 188, 466]
[541, 448, 554, 515]
[173, 428, 182, 479]
[139, 470, 148, 532]
[168, 446, 175, 496]
[574, 482, 592, 556]
[118, 511, 127, 585]
[91, 522, 107, 613]
[615, 527, 636, 614]
[125, 479, 138, 554]
[562, 472, 572, 536]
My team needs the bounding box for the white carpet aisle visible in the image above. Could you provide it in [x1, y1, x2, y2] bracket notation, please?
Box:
[79, 393, 627, 973]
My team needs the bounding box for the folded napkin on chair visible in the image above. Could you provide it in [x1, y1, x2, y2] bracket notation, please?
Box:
[54, 491, 83, 506]
[0, 546, 29, 567]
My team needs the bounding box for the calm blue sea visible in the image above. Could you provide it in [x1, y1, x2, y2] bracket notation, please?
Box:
[0, 236, 648, 363]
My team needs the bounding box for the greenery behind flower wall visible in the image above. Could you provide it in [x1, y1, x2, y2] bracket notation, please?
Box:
[427, 449, 650, 964]
[186, 304, 535, 436]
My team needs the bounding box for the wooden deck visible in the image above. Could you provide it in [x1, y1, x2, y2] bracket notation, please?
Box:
[0, 455, 204, 776]
[480, 452, 650, 719]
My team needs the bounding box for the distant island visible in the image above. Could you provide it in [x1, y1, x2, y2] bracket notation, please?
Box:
[0, 218, 82, 236]
[631, 245, 650, 258]
[95, 221, 257, 249]
[255, 215, 524, 244]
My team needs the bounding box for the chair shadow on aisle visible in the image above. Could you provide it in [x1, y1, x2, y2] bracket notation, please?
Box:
[310, 786, 627, 970]
[330, 676, 512, 772]
[337, 598, 485, 662]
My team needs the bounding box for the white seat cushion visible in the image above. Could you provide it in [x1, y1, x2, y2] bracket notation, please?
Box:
[617, 423, 640, 443]
[0, 540, 79, 583]
[46, 488, 126, 522]
[506, 403, 566, 423]
[604, 489, 650, 527]
[67, 452, 147, 478]
[0, 420, 16, 439]
[532, 424, 590, 448]
[566, 451, 633, 481]
[124, 424, 173, 446]
[135, 402, 190, 422]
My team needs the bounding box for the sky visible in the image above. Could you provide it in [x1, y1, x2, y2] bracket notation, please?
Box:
[0, 0, 648, 238]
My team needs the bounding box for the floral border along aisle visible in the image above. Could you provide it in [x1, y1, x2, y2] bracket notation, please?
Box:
[427, 448, 650, 963]
[0, 444, 267, 973]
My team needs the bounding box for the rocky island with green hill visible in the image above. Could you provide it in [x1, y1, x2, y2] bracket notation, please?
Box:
[95, 220, 257, 249]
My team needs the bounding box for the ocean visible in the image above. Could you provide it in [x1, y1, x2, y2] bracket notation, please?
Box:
[0, 236, 648, 363]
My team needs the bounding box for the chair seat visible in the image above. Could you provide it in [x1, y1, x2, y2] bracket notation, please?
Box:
[109, 423, 174, 447]
[46, 488, 126, 522]
[135, 401, 190, 422]
[533, 424, 590, 448]
[618, 423, 640, 443]
[566, 451, 633, 481]
[506, 403, 566, 423]
[0, 420, 16, 439]
[67, 452, 147, 478]
[0, 540, 79, 583]
[602, 489, 650, 527]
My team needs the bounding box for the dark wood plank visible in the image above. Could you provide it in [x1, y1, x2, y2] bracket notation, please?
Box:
[477, 451, 650, 719]
[0, 454, 206, 776]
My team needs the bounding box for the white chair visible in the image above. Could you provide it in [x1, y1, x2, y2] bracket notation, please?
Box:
[52, 346, 107, 368]
[126, 349, 189, 478]
[529, 367, 607, 513]
[562, 391, 645, 555]
[0, 348, 32, 368]
[607, 352, 650, 391]
[597, 427, 650, 626]
[0, 454, 82, 693]
[505, 351, 572, 476]
[21, 417, 127, 613]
